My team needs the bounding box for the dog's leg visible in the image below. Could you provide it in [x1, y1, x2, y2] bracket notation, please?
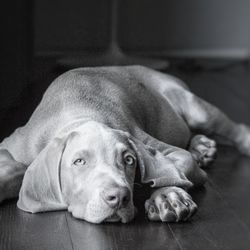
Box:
[167, 89, 250, 155]
[145, 186, 197, 222]
[188, 135, 217, 167]
[134, 129, 208, 186]
[133, 130, 206, 222]
[0, 149, 26, 202]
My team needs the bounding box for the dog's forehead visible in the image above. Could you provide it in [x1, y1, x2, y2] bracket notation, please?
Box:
[72, 122, 130, 150]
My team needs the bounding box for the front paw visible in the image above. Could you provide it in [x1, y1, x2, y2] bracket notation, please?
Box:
[145, 187, 197, 222]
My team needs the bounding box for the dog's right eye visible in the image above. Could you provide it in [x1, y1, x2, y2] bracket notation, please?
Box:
[123, 153, 136, 167]
[73, 158, 86, 166]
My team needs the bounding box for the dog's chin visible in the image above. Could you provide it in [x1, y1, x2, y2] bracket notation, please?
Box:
[69, 208, 113, 224]
[104, 213, 121, 222]
[104, 210, 135, 223]
[85, 207, 135, 224]
[68, 203, 136, 224]
[117, 205, 137, 223]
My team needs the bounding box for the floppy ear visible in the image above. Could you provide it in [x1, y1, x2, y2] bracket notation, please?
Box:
[128, 138, 194, 189]
[17, 137, 68, 213]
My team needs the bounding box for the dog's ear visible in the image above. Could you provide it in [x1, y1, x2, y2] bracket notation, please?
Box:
[17, 135, 71, 213]
[128, 138, 194, 189]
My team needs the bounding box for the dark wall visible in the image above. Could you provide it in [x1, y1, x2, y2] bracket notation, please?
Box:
[120, 0, 250, 57]
[0, 0, 32, 112]
[35, 0, 250, 58]
[35, 0, 110, 54]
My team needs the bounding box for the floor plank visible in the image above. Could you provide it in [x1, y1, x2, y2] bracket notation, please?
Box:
[208, 147, 250, 227]
[65, 184, 181, 250]
[168, 149, 250, 250]
[65, 213, 181, 250]
[0, 200, 73, 250]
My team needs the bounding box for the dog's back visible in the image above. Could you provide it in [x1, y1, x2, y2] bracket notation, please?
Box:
[0, 66, 190, 165]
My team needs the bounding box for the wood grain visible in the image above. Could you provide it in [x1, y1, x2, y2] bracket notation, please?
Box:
[0, 201, 73, 250]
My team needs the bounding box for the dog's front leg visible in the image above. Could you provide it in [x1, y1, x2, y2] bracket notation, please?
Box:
[133, 129, 208, 186]
[0, 149, 26, 202]
[142, 145, 202, 222]
[145, 186, 197, 222]
[131, 130, 205, 222]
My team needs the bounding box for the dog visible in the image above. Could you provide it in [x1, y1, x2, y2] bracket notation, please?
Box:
[0, 65, 249, 223]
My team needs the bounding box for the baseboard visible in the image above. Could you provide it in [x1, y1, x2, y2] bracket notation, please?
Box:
[144, 48, 250, 59]
[36, 48, 250, 60]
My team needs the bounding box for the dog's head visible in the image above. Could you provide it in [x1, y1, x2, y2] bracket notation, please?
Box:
[60, 122, 138, 223]
[17, 121, 194, 223]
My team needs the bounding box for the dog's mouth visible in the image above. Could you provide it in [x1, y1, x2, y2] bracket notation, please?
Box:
[105, 205, 137, 223]
[68, 200, 135, 223]
[104, 213, 121, 222]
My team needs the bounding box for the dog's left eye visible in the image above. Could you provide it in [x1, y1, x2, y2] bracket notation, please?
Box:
[73, 158, 86, 166]
[124, 154, 135, 166]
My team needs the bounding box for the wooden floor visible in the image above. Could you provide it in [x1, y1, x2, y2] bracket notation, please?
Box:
[0, 59, 250, 250]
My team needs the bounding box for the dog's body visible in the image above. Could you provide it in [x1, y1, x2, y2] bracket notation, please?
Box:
[2, 66, 191, 164]
[0, 65, 249, 223]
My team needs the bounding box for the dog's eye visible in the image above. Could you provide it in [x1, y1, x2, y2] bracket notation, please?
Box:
[124, 154, 135, 166]
[73, 158, 86, 166]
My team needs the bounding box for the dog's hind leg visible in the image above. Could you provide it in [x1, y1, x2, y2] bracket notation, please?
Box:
[166, 89, 250, 156]
[0, 149, 26, 202]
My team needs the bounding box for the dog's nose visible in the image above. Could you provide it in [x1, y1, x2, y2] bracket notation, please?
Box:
[102, 187, 130, 209]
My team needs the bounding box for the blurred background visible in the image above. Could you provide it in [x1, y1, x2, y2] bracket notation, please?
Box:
[1, 0, 250, 138]
[35, 0, 250, 59]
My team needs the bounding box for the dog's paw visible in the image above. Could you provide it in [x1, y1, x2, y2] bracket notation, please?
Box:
[145, 187, 197, 222]
[189, 135, 217, 167]
[235, 124, 250, 156]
